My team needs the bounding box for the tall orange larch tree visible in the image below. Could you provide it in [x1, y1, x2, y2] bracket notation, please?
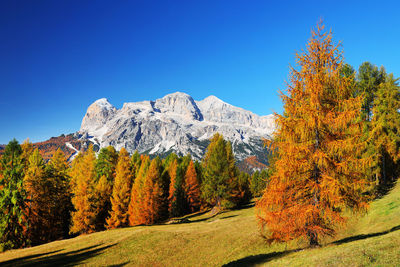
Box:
[256, 23, 370, 246]
[167, 158, 179, 216]
[184, 160, 201, 213]
[70, 145, 97, 234]
[129, 155, 150, 226]
[106, 147, 133, 229]
[141, 157, 164, 224]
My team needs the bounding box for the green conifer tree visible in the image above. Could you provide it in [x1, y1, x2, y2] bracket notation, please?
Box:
[0, 139, 28, 250]
[93, 146, 118, 230]
[46, 148, 72, 240]
[201, 133, 239, 210]
[369, 74, 400, 186]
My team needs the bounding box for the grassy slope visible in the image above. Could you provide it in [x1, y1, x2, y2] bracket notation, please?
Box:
[0, 182, 399, 267]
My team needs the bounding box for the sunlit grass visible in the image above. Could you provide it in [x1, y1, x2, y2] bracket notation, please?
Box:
[0, 182, 399, 266]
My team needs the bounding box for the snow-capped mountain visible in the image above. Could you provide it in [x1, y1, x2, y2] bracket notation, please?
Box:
[78, 92, 275, 163]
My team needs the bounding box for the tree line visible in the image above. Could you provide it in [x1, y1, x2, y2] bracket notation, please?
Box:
[0, 133, 268, 250]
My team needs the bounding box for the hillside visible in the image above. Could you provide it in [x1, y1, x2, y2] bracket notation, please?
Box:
[0, 134, 85, 162]
[0, 182, 399, 266]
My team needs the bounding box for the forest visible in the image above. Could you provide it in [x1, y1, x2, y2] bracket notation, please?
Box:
[0, 133, 268, 250]
[1, 22, 400, 255]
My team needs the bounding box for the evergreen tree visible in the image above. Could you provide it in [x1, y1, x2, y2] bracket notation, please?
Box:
[369, 74, 400, 186]
[70, 145, 97, 234]
[357, 62, 386, 121]
[107, 148, 133, 229]
[231, 171, 251, 205]
[0, 139, 28, 250]
[93, 146, 118, 230]
[130, 150, 141, 177]
[46, 148, 72, 240]
[256, 23, 370, 246]
[168, 159, 186, 217]
[249, 169, 270, 197]
[201, 133, 239, 209]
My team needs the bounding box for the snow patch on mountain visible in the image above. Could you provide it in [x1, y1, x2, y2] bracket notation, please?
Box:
[78, 92, 275, 161]
[66, 142, 79, 161]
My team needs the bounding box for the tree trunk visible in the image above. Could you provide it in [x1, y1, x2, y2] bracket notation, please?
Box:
[310, 126, 320, 247]
[308, 231, 319, 247]
[382, 153, 387, 185]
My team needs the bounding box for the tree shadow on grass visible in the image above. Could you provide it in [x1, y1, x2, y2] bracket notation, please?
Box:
[333, 224, 400, 245]
[0, 243, 118, 267]
[232, 201, 256, 210]
[222, 250, 297, 267]
[0, 249, 63, 266]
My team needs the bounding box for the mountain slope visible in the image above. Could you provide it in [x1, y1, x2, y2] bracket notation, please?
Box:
[78, 92, 275, 164]
[1, 181, 399, 266]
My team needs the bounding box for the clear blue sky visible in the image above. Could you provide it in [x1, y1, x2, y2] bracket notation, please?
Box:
[1, 0, 399, 144]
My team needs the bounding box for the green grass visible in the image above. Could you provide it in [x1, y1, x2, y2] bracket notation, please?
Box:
[1, 182, 400, 266]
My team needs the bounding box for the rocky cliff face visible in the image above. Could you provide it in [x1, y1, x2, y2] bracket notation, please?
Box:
[77, 92, 275, 163]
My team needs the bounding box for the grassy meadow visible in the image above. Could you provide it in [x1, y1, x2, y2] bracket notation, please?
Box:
[0, 182, 399, 266]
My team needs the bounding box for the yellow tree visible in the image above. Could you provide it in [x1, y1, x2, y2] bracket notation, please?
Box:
[23, 149, 48, 245]
[106, 148, 133, 229]
[46, 148, 72, 240]
[70, 145, 97, 234]
[256, 23, 370, 246]
[21, 139, 34, 171]
[142, 157, 164, 224]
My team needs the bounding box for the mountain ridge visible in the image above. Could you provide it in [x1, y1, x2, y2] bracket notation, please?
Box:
[78, 92, 275, 165]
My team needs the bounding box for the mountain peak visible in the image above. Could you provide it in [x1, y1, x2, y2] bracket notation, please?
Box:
[162, 91, 192, 99]
[154, 91, 203, 121]
[202, 95, 224, 103]
[79, 91, 275, 162]
[81, 98, 116, 133]
[93, 98, 114, 109]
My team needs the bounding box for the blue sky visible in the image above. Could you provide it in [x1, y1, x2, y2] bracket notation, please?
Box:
[1, 0, 399, 143]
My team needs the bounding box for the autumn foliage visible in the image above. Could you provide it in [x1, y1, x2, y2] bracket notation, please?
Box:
[128, 155, 150, 226]
[184, 160, 201, 213]
[256, 23, 371, 246]
[70, 145, 97, 234]
[107, 148, 133, 229]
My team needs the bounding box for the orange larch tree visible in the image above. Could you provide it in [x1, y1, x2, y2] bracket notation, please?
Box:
[70, 145, 97, 235]
[141, 157, 164, 224]
[167, 158, 178, 216]
[106, 148, 133, 229]
[256, 23, 370, 246]
[184, 160, 201, 213]
[128, 155, 150, 226]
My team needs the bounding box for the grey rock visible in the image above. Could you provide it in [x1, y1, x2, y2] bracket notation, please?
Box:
[78, 92, 275, 161]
